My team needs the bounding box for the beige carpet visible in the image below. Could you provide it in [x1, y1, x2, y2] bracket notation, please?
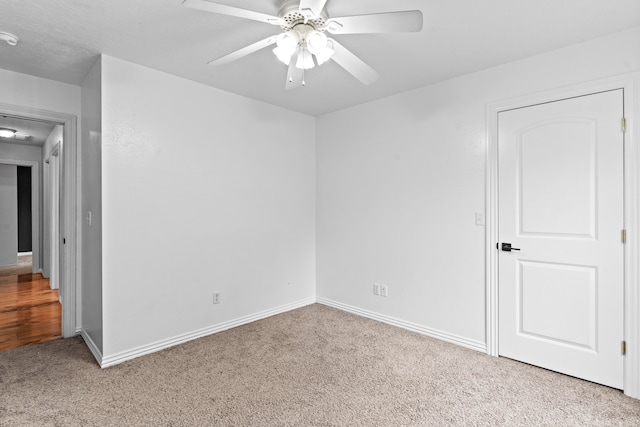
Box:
[0, 304, 638, 426]
[0, 254, 32, 277]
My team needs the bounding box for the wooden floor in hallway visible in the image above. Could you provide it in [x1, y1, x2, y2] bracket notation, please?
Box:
[0, 273, 62, 352]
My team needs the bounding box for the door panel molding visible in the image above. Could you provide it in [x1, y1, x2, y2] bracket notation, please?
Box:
[517, 260, 598, 351]
[486, 72, 640, 398]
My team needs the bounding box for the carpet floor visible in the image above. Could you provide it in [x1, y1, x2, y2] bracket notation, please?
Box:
[1, 304, 639, 426]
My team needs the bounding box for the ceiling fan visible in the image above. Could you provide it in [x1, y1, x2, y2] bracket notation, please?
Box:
[182, 0, 423, 89]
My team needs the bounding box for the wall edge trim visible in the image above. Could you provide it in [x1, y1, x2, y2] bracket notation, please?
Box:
[80, 329, 103, 366]
[100, 297, 316, 368]
[316, 297, 487, 353]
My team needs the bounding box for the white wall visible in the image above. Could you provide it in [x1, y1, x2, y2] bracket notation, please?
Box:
[0, 164, 18, 267]
[80, 58, 103, 353]
[316, 27, 640, 347]
[0, 142, 42, 163]
[0, 69, 81, 116]
[100, 56, 316, 358]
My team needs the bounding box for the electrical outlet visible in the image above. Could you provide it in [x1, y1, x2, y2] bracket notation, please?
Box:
[213, 292, 221, 304]
[380, 284, 388, 297]
[373, 283, 380, 295]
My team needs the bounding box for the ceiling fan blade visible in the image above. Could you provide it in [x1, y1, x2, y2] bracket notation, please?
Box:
[325, 10, 423, 34]
[208, 35, 278, 66]
[182, 0, 283, 26]
[329, 39, 379, 85]
[285, 48, 305, 90]
[298, 0, 328, 19]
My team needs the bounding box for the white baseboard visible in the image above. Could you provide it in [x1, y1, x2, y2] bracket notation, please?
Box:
[80, 329, 104, 365]
[316, 297, 487, 353]
[100, 297, 317, 368]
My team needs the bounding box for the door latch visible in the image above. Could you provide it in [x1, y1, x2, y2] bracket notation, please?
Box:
[501, 243, 520, 252]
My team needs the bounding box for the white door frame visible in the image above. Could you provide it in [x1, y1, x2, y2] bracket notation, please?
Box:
[486, 72, 640, 398]
[45, 142, 61, 289]
[0, 102, 79, 339]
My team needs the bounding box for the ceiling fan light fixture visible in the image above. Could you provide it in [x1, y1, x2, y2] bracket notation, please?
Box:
[273, 31, 298, 65]
[296, 47, 315, 69]
[313, 46, 334, 66]
[307, 31, 334, 65]
[0, 128, 17, 138]
[273, 45, 294, 65]
[307, 31, 327, 51]
[277, 31, 298, 49]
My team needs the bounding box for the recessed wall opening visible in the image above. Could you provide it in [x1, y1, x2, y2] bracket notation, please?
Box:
[0, 104, 78, 342]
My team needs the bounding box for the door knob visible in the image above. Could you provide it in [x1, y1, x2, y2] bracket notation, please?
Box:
[501, 243, 520, 252]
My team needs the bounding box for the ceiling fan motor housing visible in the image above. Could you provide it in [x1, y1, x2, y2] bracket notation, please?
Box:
[278, 0, 328, 32]
[292, 24, 320, 46]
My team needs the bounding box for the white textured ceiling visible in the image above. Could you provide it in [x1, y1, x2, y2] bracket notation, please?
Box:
[0, 0, 639, 116]
[0, 116, 56, 146]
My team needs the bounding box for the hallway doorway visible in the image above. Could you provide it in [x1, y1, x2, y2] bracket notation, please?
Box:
[0, 104, 78, 339]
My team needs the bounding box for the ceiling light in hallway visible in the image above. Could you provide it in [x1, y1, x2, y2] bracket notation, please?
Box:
[0, 128, 17, 138]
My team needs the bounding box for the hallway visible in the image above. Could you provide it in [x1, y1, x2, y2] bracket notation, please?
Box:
[0, 272, 61, 351]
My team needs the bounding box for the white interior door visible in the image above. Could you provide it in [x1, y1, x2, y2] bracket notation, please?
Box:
[0, 164, 18, 267]
[498, 90, 625, 389]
